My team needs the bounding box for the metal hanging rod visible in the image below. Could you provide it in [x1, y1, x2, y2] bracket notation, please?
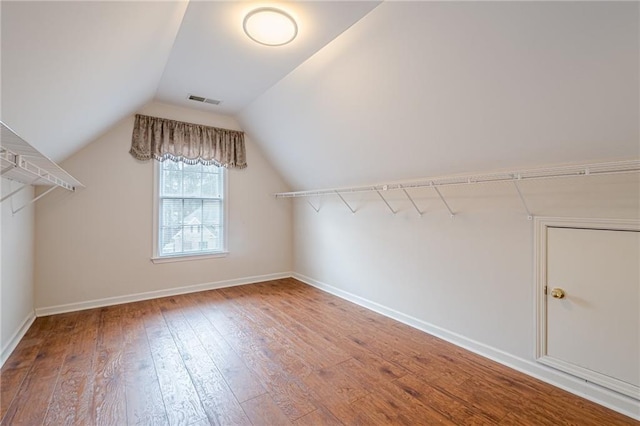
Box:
[274, 159, 640, 199]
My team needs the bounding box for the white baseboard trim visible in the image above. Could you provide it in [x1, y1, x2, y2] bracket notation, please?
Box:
[1, 311, 36, 368]
[35, 272, 292, 317]
[292, 272, 640, 421]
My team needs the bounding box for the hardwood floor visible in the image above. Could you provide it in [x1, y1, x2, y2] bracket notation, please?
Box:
[1, 278, 636, 425]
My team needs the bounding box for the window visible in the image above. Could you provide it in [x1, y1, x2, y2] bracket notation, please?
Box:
[154, 161, 226, 260]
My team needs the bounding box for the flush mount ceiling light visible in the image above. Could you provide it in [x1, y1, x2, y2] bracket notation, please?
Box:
[243, 7, 298, 47]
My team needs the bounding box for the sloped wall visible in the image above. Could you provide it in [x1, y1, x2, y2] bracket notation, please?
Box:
[238, 3, 639, 415]
[34, 102, 292, 312]
[240, 2, 639, 190]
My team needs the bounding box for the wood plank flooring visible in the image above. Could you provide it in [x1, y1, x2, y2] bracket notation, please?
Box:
[1, 278, 636, 425]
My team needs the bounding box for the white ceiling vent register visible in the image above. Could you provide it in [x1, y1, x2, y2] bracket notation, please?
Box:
[187, 94, 221, 105]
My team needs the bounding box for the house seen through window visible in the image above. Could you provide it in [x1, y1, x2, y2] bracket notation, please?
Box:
[158, 161, 225, 257]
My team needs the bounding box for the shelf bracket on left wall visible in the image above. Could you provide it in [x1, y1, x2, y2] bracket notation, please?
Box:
[1, 121, 84, 215]
[10, 186, 57, 215]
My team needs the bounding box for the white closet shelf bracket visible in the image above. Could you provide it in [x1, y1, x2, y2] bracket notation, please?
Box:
[307, 199, 320, 213]
[273, 159, 640, 217]
[335, 190, 357, 214]
[1, 121, 84, 213]
[12, 186, 57, 215]
[402, 188, 423, 216]
[0, 181, 30, 203]
[376, 189, 397, 214]
[512, 176, 533, 220]
[432, 184, 455, 218]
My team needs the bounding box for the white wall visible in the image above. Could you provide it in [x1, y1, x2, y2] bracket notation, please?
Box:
[293, 174, 640, 417]
[1, 179, 35, 364]
[34, 102, 292, 312]
[239, 2, 640, 416]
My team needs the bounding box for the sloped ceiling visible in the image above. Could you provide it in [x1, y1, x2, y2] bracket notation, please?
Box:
[1, 1, 379, 162]
[1, 1, 638, 191]
[155, 1, 380, 113]
[239, 1, 640, 190]
[1, 1, 188, 162]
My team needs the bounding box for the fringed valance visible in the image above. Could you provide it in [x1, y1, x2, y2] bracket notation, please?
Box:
[129, 114, 247, 168]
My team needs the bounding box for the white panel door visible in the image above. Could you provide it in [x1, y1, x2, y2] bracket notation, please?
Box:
[545, 226, 640, 398]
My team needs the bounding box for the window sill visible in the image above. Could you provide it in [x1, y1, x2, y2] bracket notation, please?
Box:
[151, 251, 229, 264]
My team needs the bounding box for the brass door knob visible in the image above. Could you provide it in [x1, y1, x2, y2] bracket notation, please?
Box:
[550, 288, 566, 299]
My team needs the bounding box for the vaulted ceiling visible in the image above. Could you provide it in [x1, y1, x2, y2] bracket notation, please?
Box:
[1, 1, 379, 161]
[2, 1, 638, 191]
[240, 1, 639, 189]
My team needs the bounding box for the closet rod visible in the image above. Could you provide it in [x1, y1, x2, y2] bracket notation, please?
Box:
[274, 159, 640, 199]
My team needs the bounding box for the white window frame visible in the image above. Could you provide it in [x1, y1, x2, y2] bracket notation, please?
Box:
[151, 161, 228, 263]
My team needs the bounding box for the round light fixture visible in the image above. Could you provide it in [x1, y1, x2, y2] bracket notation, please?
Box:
[243, 7, 298, 47]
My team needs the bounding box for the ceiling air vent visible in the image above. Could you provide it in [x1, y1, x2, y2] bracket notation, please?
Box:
[187, 94, 221, 105]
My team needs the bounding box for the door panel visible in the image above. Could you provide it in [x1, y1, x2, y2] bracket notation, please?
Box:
[546, 227, 639, 390]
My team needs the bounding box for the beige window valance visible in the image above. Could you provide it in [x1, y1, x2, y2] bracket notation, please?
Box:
[129, 114, 247, 169]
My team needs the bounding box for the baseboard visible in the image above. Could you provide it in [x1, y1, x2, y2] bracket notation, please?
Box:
[35, 272, 292, 317]
[292, 272, 640, 421]
[1, 311, 36, 368]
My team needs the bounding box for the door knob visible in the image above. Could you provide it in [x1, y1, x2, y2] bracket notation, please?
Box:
[550, 288, 566, 299]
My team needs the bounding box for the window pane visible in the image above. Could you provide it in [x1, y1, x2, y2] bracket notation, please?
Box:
[160, 226, 181, 255]
[162, 171, 183, 197]
[181, 224, 202, 253]
[204, 225, 221, 250]
[202, 173, 221, 197]
[183, 163, 202, 173]
[183, 172, 202, 197]
[202, 200, 221, 225]
[161, 199, 183, 227]
[162, 160, 181, 171]
[183, 199, 202, 225]
[157, 163, 224, 257]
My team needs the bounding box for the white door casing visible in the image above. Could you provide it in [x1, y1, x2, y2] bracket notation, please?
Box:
[535, 217, 640, 400]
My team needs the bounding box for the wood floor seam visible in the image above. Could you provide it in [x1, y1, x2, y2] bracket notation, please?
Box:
[1, 279, 636, 425]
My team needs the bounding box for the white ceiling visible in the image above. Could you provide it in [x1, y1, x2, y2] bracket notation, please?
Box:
[155, 1, 380, 113]
[239, 1, 640, 190]
[1, 1, 380, 161]
[2, 1, 638, 192]
[1, 1, 188, 162]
